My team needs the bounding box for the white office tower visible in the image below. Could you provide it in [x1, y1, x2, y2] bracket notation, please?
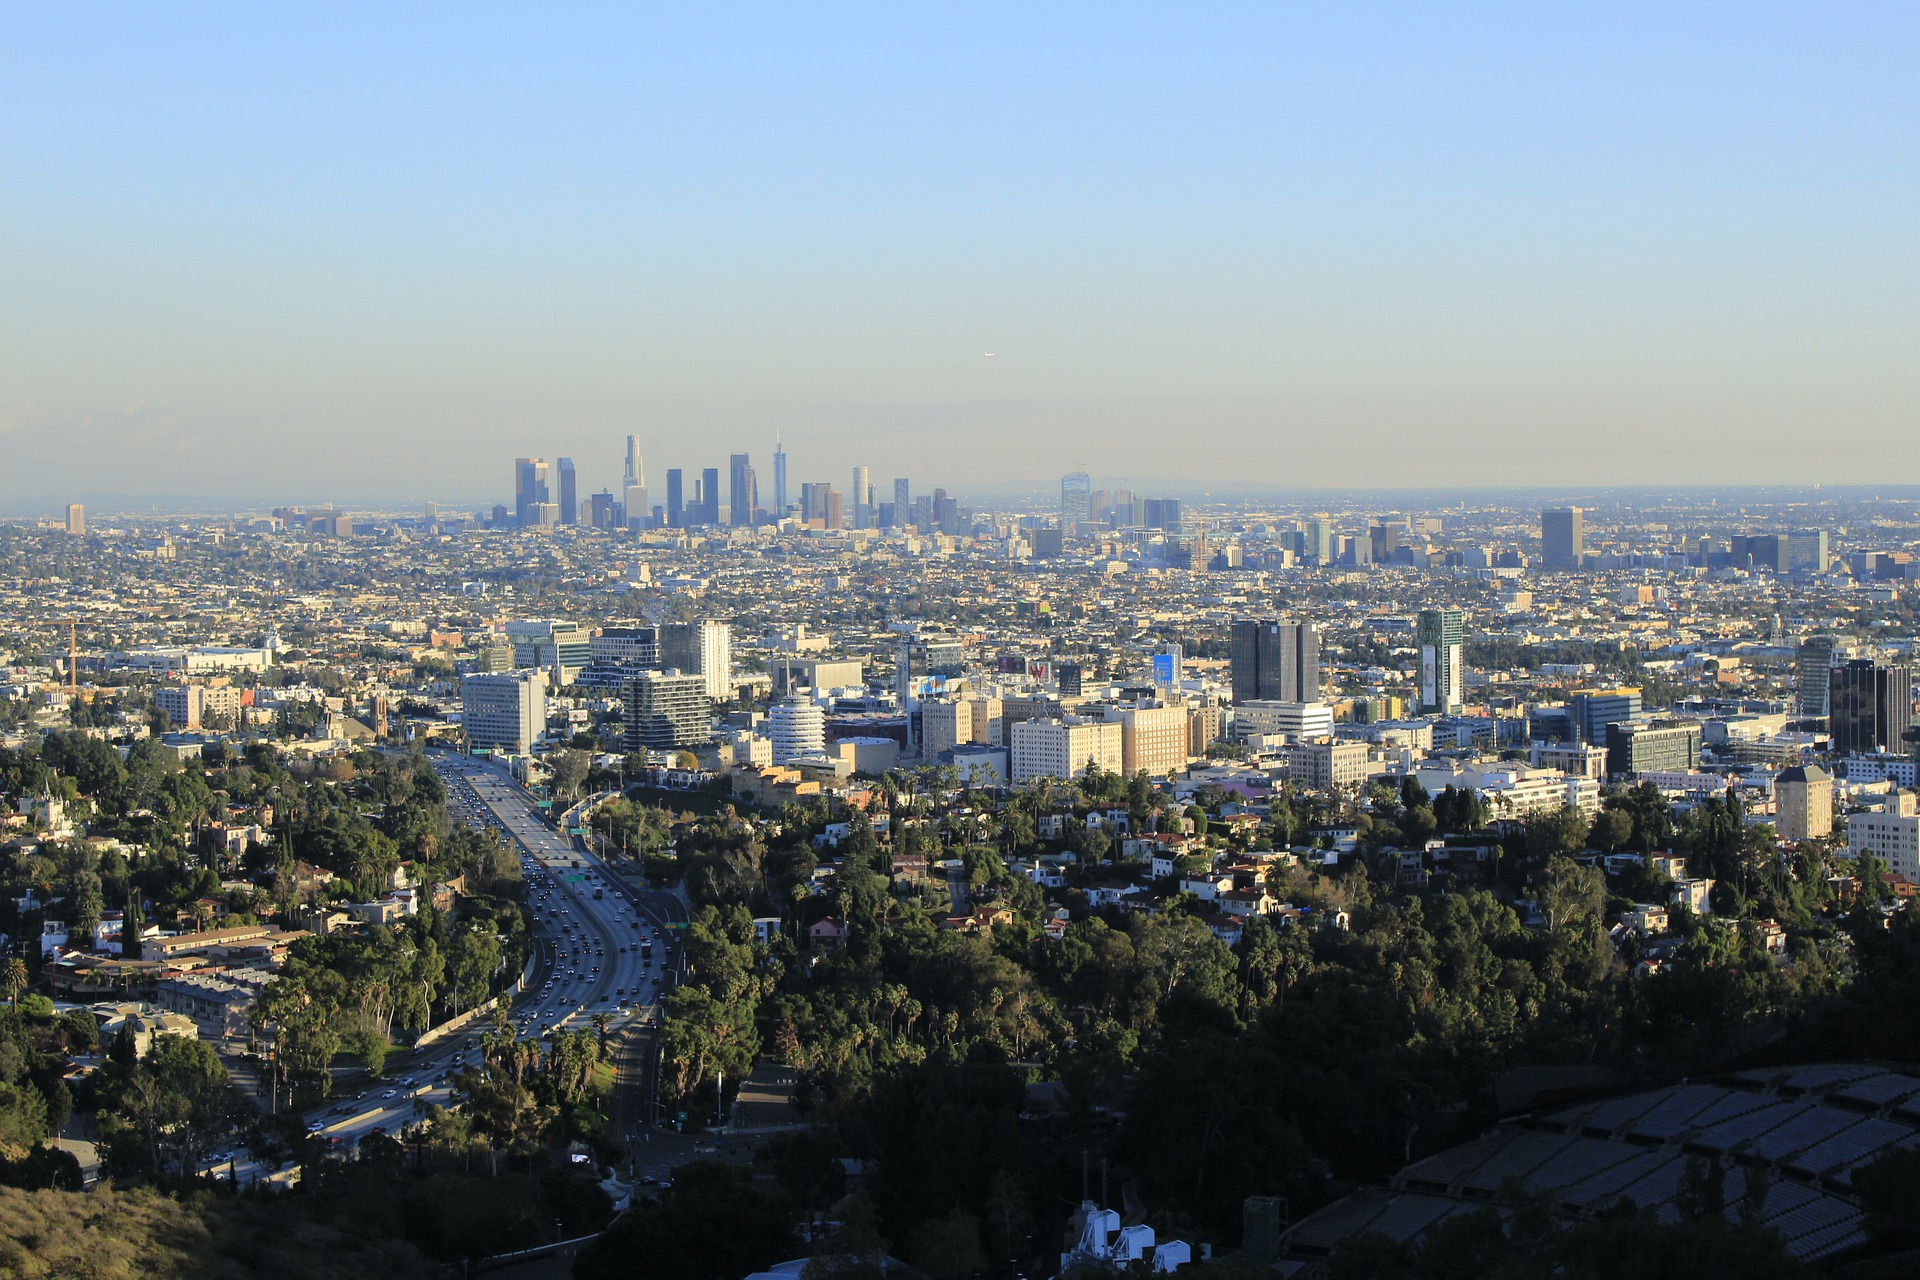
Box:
[769, 693, 826, 763]
[461, 670, 548, 754]
[624, 435, 649, 528]
[659, 620, 733, 701]
[852, 465, 873, 528]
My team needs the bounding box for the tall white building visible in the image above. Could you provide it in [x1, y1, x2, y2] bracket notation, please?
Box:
[660, 621, 733, 701]
[1233, 701, 1335, 742]
[461, 670, 548, 754]
[852, 466, 873, 528]
[1849, 791, 1920, 881]
[769, 693, 826, 763]
[1011, 717, 1123, 782]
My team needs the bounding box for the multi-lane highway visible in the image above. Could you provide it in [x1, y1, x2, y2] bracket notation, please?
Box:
[205, 751, 687, 1182]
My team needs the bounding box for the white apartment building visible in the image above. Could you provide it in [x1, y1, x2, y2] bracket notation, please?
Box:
[1010, 718, 1124, 783]
[460, 670, 548, 754]
[1413, 759, 1601, 819]
[921, 699, 970, 759]
[1849, 791, 1920, 881]
[661, 621, 733, 701]
[1233, 700, 1334, 742]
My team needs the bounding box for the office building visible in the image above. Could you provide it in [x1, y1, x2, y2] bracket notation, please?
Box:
[1060, 472, 1092, 525]
[620, 436, 646, 530]
[1143, 498, 1182, 531]
[1787, 529, 1830, 575]
[1569, 687, 1643, 743]
[1831, 658, 1915, 756]
[659, 620, 733, 701]
[666, 469, 685, 527]
[1605, 720, 1701, 777]
[1797, 636, 1839, 718]
[1287, 740, 1372, 792]
[505, 620, 593, 683]
[590, 626, 659, 666]
[1848, 790, 1920, 881]
[893, 477, 909, 515]
[65, 504, 85, 535]
[1775, 764, 1833, 843]
[701, 467, 721, 524]
[1541, 507, 1585, 571]
[514, 457, 551, 527]
[852, 465, 872, 528]
[622, 670, 711, 750]
[1056, 661, 1084, 697]
[557, 457, 577, 524]
[920, 699, 971, 759]
[768, 693, 827, 763]
[462, 670, 548, 754]
[1304, 518, 1331, 566]
[773, 438, 788, 516]
[1233, 701, 1335, 742]
[1230, 618, 1320, 706]
[1415, 609, 1465, 716]
[1010, 717, 1123, 783]
[728, 454, 756, 526]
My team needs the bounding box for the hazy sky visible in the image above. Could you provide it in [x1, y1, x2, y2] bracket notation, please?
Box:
[3, 3, 1916, 509]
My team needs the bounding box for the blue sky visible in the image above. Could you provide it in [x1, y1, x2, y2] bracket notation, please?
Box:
[2, 3, 1915, 508]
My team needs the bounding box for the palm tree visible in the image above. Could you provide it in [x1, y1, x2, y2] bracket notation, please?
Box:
[2, 957, 28, 1006]
[590, 1011, 612, 1051]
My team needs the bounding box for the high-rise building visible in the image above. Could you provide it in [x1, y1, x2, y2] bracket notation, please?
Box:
[461, 670, 548, 754]
[589, 491, 616, 529]
[773, 438, 789, 516]
[1143, 498, 1182, 531]
[423, 501, 438, 523]
[557, 457, 577, 524]
[1570, 687, 1643, 743]
[1304, 518, 1332, 566]
[622, 670, 711, 750]
[514, 458, 551, 527]
[728, 454, 756, 526]
[1787, 529, 1830, 575]
[702, 467, 721, 524]
[825, 488, 844, 530]
[1229, 619, 1320, 706]
[1775, 764, 1833, 842]
[622, 436, 647, 530]
[1604, 720, 1699, 777]
[851, 466, 872, 528]
[666, 469, 685, 527]
[1010, 717, 1123, 782]
[1831, 658, 1915, 756]
[65, 503, 85, 536]
[1798, 635, 1839, 717]
[893, 477, 910, 513]
[1061, 472, 1092, 525]
[1102, 703, 1191, 777]
[768, 693, 827, 763]
[659, 620, 733, 701]
[1415, 609, 1466, 715]
[1541, 507, 1585, 571]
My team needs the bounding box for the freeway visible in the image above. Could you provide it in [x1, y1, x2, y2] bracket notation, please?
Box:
[202, 751, 686, 1182]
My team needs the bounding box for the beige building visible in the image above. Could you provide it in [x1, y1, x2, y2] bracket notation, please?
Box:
[1102, 703, 1192, 778]
[154, 682, 243, 731]
[1288, 740, 1372, 792]
[1774, 764, 1833, 842]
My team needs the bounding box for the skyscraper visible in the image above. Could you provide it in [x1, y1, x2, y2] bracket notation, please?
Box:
[65, 503, 84, 535]
[773, 437, 789, 516]
[702, 467, 721, 524]
[514, 458, 551, 527]
[1229, 619, 1320, 706]
[893, 477, 910, 513]
[1542, 507, 1585, 571]
[1831, 657, 1915, 755]
[622, 436, 647, 531]
[852, 466, 872, 528]
[728, 454, 756, 526]
[557, 457, 577, 524]
[666, 469, 685, 528]
[1061, 471, 1092, 524]
[1304, 518, 1332, 566]
[1797, 635, 1838, 717]
[1416, 609, 1466, 715]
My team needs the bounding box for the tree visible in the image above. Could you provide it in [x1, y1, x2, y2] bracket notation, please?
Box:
[121, 890, 145, 959]
[1, 959, 26, 1007]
